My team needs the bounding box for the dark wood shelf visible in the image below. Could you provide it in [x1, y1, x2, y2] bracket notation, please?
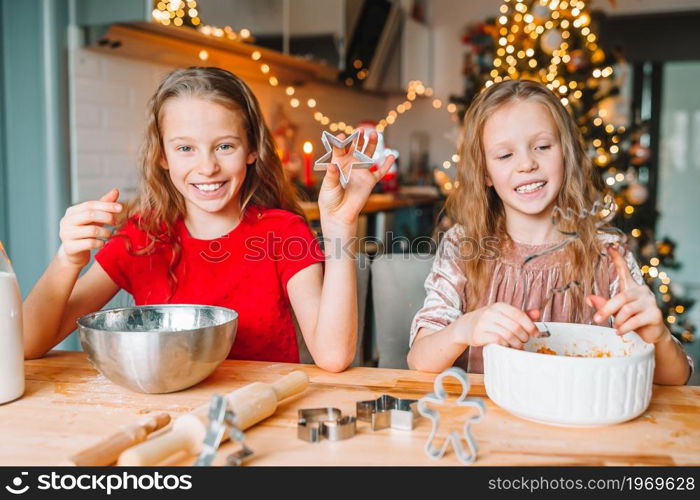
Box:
[87, 22, 405, 98]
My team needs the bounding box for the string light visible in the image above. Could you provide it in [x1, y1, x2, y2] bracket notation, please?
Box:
[156, 5, 468, 177]
[152, 0, 201, 27]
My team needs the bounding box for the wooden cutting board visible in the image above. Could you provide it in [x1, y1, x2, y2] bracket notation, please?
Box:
[2, 350, 698, 466]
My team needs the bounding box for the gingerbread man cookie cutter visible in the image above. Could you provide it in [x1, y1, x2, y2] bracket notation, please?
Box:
[417, 367, 485, 465]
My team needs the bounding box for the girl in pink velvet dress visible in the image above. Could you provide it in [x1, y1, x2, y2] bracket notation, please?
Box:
[408, 80, 692, 385]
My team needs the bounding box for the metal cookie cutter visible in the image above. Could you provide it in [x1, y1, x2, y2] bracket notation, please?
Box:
[313, 130, 374, 188]
[356, 395, 419, 431]
[417, 367, 485, 465]
[194, 394, 254, 466]
[297, 408, 356, 442]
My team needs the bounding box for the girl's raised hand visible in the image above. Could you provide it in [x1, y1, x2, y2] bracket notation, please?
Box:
[587, 246, 668, 344]
[458, 302, 540, 349]
[317, 130, 395, 228]
[57, 188, 123, 269]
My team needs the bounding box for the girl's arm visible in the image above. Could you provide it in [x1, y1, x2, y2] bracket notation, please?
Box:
[408, 304, 539, 372]
[406, 228, 538, 372]
[408, 322, 471, 372]
[589, 246, 692, 385]
[287, 238, 356, 373]
[23, 260, 119, 358]
[288, 131, 393, 372]
[650, 331, 693, 385]
[23, 189, 122, 358]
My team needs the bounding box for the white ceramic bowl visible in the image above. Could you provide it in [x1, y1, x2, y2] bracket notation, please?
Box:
[483, 322, 655, 427]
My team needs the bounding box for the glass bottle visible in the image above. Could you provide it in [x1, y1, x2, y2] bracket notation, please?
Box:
[0, 240, 24, 404]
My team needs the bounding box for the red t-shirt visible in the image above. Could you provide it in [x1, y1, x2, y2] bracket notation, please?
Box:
[95, 206, 324, 363]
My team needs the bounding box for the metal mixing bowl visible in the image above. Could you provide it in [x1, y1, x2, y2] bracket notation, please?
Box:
[77, 304, 238, 394]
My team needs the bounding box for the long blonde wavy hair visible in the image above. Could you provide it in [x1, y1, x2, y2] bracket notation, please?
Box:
[118, 67, 303, 297]
[446, 79, 606, 321]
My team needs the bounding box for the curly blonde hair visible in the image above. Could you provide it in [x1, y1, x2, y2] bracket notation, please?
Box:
[446, 79, 606, 321]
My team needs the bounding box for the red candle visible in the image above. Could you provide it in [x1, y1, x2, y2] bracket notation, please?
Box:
[303, 141, 313, 187]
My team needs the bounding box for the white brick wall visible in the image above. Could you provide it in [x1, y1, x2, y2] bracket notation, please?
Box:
[70, 49, 167, 203]
[69, 48, 388, 205]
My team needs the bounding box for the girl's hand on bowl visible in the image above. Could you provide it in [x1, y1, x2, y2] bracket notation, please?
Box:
[588, 246, 667, 344]
[457, 302, 540, 349]
[57, 188, 122, 269]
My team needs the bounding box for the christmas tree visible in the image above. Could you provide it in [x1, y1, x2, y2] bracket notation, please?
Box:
[452, 0, 695, 343]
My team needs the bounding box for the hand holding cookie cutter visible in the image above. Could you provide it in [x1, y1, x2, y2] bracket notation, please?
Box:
[417, 367, 485, 465]
[313, 130, 374, 188]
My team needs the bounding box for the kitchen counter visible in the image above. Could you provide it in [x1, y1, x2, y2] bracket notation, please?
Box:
[2, 351, 699, 466]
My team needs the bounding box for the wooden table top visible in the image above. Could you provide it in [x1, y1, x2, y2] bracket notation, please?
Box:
[3, 351, 699, 466]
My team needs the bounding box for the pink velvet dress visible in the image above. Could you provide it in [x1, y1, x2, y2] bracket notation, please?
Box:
[410, 225, 693, 376]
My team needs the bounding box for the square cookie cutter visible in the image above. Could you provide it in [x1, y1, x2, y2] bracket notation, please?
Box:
[356, 394, 420, 431]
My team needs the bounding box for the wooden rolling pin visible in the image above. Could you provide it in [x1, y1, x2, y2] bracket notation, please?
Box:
[118, 370, 308, 466]
[64, 413, 171, 466]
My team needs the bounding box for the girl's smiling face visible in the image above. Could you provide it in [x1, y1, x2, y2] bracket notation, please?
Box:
[159, 96, 256, 220]
[482, 99, 564, 220]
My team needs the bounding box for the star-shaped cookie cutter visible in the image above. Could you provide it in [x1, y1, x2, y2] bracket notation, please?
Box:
[313, 130, 374, 188]
[417, 367, 485, 465]
[356, 394, 419, 431]
[297, 408, 357, 442]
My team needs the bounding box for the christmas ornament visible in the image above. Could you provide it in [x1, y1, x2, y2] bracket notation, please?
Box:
[540, 29, 562, 55]
[629, 142, 651, 165]
[531, 2, 550, 21]
[592, 48, 606, 64]
[567, 50, 587, 73]
[626, 181, 649, 205]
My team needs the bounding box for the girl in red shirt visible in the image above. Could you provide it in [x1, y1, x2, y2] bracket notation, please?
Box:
[23, 67, 394, 372]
